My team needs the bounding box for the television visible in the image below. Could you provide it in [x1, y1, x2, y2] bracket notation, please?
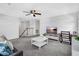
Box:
[46, 27, 57, 34]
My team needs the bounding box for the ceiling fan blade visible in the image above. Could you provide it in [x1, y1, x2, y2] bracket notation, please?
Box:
[25, 13, 31, 16]
[35, 13, 41, 15]
[23, 11, 30, 13]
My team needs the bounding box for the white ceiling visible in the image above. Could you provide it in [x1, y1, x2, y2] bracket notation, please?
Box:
[0, 3, 79, 18]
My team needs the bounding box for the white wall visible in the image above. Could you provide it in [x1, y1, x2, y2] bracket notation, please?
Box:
[39, 12, 77, 35]
[48, 13, 76, 34]
[0, 14, 19, 40]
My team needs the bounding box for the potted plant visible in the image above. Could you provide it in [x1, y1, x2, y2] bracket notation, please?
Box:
[73, 35, 79, 52]
[75, 36, 79, 41]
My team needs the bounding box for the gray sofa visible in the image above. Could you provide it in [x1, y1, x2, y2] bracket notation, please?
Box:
[10, 47, 23, 56]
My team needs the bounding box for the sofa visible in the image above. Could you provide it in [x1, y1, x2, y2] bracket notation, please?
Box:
[0, 34, 23, 56]
[43, 33, 59, 41]
[10, 47, 23, 56]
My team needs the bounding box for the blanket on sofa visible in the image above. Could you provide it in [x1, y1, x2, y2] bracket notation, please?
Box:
[0, 43, 13, 56]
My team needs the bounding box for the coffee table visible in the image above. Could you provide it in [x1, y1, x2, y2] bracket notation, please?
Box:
[31, 36, 48, 49]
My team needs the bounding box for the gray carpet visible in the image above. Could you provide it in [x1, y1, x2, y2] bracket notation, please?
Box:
[10, 37, 71, 56]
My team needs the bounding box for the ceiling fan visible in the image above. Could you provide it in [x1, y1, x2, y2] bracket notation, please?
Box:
[23, 10, 41, 17]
